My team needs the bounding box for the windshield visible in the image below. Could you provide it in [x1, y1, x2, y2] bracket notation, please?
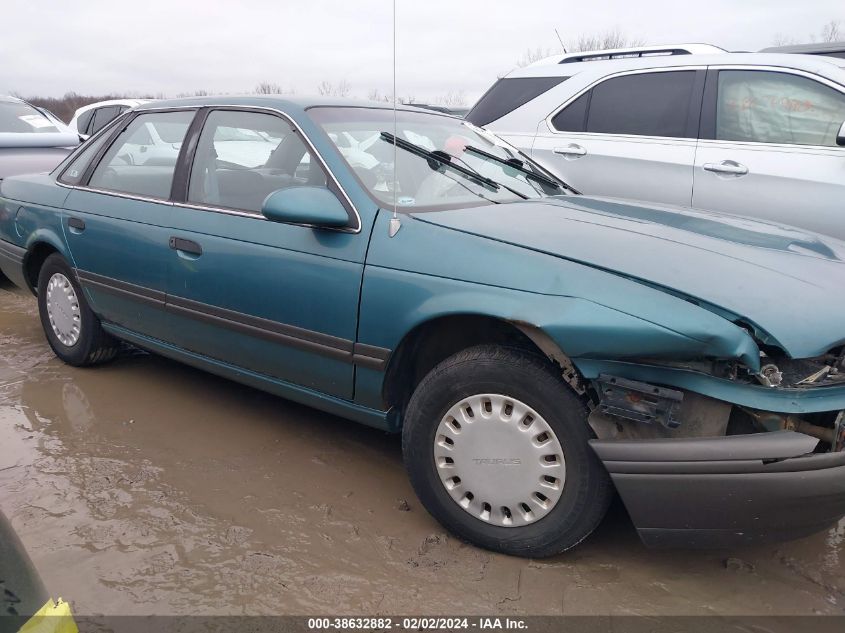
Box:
[308, 107, 569, 211]
[0, 100, 61, 134]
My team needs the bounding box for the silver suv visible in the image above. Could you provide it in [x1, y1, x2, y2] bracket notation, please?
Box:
[468, 47, 845, 239]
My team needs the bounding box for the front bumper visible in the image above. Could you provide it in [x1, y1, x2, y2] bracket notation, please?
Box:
[591, 431, 845, 548]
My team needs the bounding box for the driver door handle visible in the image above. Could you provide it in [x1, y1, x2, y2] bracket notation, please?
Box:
[169, 237, 202, 256]
[703, 161, 748, 176]
[554, 144, 587, 157]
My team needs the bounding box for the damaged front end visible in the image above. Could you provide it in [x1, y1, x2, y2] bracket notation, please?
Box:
[580, 347, 845, 548]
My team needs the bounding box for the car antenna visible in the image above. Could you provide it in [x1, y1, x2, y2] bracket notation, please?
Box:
[555, 28, 567, 54]
[388, 0, 402, 238]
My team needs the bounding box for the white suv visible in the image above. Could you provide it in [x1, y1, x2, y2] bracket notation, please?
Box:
[469, 47, 845, 240]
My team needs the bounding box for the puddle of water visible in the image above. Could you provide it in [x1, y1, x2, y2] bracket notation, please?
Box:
[1, 284, 843, 615]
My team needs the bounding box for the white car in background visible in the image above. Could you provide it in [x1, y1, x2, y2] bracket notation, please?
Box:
[107, 117, 283, 170]
[0, 95, 79, 180]
[69, 99, 152, 139]
[469, 45, 845, 240]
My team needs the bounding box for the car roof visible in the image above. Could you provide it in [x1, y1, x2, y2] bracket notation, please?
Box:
[532, 43, 726, 66]
[133, 94, 439, 114]
[507, 52, 845, 82]
[760, 41, 845, 55]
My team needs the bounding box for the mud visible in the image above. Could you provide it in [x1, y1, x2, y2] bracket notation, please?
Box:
[1, 280, 843, 616]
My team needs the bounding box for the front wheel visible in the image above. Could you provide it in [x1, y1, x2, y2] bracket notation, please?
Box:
[402, 345, 612, 557]
[37, 253, 118, 367]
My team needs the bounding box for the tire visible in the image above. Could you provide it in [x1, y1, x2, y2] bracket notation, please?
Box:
[402, 344, 612, 557]
[37, 253, 118, 367]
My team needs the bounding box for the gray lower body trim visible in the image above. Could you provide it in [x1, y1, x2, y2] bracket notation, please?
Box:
[0, 239, 25, 266]
[76, 270, 166, 307]
[76, 269, 391, 370]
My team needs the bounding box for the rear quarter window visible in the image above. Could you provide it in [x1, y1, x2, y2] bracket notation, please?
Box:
[466, 76, 568, 127]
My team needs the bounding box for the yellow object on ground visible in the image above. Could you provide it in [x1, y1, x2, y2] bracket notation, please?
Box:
[17, 598, 78, 633]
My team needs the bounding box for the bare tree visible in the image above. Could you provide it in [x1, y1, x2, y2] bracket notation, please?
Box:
[367, 88, 390, 102]
[516, 46, 559, 67]
[366, 89, 417, 104]
[773, 19, 843, 46]
[436, 90, 467, 107]
[570, 28, 644, 52]
[771, 32, 796, 46]
[175, 89, 209, 98]
[317, 80, 351, 98]
[255, 81, 285, 95]
[821, 20, 842, 42]
[515, 30, 643, 67]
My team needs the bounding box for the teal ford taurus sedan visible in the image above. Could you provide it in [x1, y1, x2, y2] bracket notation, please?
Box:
[2, 96, 845, 556]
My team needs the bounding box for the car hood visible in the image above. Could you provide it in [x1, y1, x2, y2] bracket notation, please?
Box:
[412, 196, 845, 359]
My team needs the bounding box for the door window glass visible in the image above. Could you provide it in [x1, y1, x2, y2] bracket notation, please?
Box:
[76, 109, 95, 135]
[188, 110, 327, 212]
[716, 70, 845, 146]
[586, 71, 696, 137]
[90, 106, 120, 134]
[88, 110, 194, 198]
[551, 92, 590, 132]
[58, 126, 117, 185]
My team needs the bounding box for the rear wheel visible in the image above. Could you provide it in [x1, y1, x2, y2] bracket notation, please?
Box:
[37, 253, 118, 366]
[402, 345, 612, 557]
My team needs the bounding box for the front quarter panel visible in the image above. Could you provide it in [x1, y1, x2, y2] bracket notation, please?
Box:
[355, 210, 760, 410]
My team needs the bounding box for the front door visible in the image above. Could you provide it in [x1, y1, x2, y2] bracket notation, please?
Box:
[164, 108, 365, 399]
[531, 69, 704, 206]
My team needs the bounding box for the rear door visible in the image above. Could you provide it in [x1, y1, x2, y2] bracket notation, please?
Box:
[693, 68, 845, 239]
[532, 69, 705, 205]
[61, 109, 196, 341]
[164, 108, 365, 399]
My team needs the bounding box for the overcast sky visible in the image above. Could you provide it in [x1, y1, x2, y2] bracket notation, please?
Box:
[2, 0, 842, 103]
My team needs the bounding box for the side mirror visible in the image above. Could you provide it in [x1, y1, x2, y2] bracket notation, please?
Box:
[261, 186, 349, 227]
[837, 121, 845, 147]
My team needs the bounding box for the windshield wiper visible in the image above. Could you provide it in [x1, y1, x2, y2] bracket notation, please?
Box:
[380, 132, 500, 192]
[463, 145, 563, 191]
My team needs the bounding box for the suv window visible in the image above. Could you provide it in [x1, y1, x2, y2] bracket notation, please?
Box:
[90, 106, 120, 135]
[581, 71, 697, 137]
[188, 109, 327, 213]
[76, 109, 95, 135]
[716, 70, 845, 146]
[88, 110, 194, 199]
[466, 76, 568, 127]
[550, 92, 589, 132]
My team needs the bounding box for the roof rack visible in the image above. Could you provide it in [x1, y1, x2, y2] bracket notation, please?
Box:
[541, 43, 726, 65]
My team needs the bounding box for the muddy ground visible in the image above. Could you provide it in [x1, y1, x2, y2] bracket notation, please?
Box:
[0, 280, 843, 617]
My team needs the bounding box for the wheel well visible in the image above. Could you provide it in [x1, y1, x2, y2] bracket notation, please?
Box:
[382, 315, 582, 414]
[23, 242, 58, 294]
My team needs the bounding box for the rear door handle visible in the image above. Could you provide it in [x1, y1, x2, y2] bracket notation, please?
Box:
[169, 237, 202, 256]
[703, 161, 748, 176]
[67, 217, 85, 232]
[553, 144, 587, 157]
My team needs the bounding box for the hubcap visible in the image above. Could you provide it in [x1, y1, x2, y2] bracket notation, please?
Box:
[434, 394, 565, 527]
[45, 272, 81, 347]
